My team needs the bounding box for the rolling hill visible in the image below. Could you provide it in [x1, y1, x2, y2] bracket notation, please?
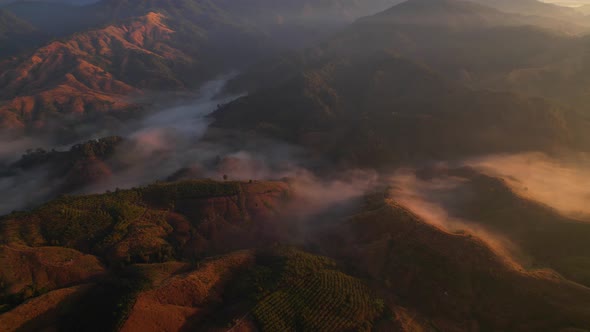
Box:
[226, 0, 590, 122]
[0, 9, 45, 57]
[331, 0, 590, 107]
[315, 189, 590, 331]
[0, 0, 400, 139]
[213, 54, 587, 167]
[0, 8, 34, 37]
[2, 2, 590, 330]
[1, 177, 590, 331]
[361, 0, 587, 33]
[469, 0, 583, 20]
[408, 165, 590, 287]
[0, 12, 179, 134]
[1, 1, 101, 36]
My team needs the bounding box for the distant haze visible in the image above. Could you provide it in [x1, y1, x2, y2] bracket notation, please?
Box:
[542, 0, 590, 6]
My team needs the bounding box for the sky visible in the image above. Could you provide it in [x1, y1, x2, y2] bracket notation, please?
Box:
[542, 0, 590, 6]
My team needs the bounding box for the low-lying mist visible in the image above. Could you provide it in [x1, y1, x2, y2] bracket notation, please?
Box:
[0, 77, 377, 216]
[388, 169, 525, 269]
[386, 151, 590, 270]
[467, 152, 590, 221]
[3, 74, 590, 277]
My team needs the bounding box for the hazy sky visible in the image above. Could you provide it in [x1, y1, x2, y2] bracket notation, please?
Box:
[542, 0, 590, 6]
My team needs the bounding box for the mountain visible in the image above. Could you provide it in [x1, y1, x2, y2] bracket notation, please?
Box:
[317, 189, 590, 331]
[360, 0, 587, 33]
[1, 177, 589, 331]
[574, 3, 590, 15]
[2, 1, 590, 330]
[213, 54, 585, 167]
[230, 0, 590, 109]
[365, 0, 524, 27]
[0, 12, 185, 135]
[1, 2, 99, 37]
[2, 136, 122, 198]
[409, 165, 590, 287]
[0, 0, 400, 139]
[0, 9, 46, 57]
[348, 0, 590, 107]
[469, 0, 583, 21]
[0, 8, 33, 36]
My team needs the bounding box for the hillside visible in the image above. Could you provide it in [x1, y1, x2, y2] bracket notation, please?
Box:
[0, 178, 386, 331]
[0, 12, 191, 134]
[360, 0, 587, 33]
[469, 0, 583, 21]
[0, 8, 33, 37]
[2, 2, 101, 36]
[2, 1, 590, 330]
[228, 0, 590, 111]
[1, 177, 590, 331]
[408, 165, 590, 287]
[315, 191, 590, 331]
[0, 137, 123, 209]
[0, 0, 399, 138]
[339, 0, 590, 107]
[213, 54, 584, 167]
[0, 9, 45, 57]
[367, 0, 529, 27]
[0, 179, 292, 264]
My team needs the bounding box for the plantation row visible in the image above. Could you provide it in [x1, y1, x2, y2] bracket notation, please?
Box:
[253, 262, 384, 331]
[0, 179, 243, 250]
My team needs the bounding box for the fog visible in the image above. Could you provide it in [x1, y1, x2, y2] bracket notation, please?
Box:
[467, 152, 590, 221]
[0, 77, 378, 215]
[543, 0, 590, 6]
[0, 78, 238, 213]
[380, 151, 590, 272]
[82, 77, 313, 194]
[388, 169, 525, 269]
[0, 137, 46, 163]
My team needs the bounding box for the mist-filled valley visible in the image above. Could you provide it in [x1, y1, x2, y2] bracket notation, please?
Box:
[2, 0, 590, 331]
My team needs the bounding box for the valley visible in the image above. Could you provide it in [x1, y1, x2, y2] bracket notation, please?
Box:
[1, 0, 590, 331]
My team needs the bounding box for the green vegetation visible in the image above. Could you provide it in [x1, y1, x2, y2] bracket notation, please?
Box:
[228, 248, 386, 332]
[0, 179, 286, 267]
[14, 136, 123, 171]
[140, 180, 241, 207]
[214, 54, 580, 166]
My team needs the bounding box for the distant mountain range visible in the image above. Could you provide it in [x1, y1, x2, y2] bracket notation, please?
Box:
[0, 9, 46, 56]
[1, 0, 589, 137]
[0, 0, 396, 141]
[214, 53, 585, 166]
[3, 1, 590, 330]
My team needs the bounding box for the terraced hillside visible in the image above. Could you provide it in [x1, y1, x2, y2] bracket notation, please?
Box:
[0, 179, 291, 263]
[0, 179, 291, 317]
[248, 248, 386, 332]
[314, 189, 590, 331]
[405, 166, 590, 288]
[1, 175, 590, 331]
